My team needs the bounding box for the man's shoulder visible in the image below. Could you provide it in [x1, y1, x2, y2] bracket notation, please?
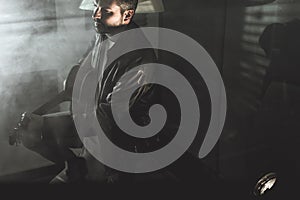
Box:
[109, 22, 157, 64]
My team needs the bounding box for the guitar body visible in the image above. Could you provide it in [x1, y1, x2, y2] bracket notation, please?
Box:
[9, 64, 82, 152]
[42, 111, 82, 149]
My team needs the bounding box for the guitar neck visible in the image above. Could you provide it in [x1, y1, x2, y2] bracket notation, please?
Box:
[32, 91, 69, 116]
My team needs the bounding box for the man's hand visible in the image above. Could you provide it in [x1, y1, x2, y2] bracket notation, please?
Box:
[21, 112, 44, 148]
[9, 112, 44, 148]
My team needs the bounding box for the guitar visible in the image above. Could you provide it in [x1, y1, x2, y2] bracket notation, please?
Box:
[9, 65, 80, 146]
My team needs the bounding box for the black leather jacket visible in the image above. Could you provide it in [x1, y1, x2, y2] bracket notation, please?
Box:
[74, 22, 161, 153]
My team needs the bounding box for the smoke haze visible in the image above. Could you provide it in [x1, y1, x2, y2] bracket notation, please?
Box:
[0, 0, 94, 176]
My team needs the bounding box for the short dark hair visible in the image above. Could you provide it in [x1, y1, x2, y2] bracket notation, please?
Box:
[115, 0, 138, 13]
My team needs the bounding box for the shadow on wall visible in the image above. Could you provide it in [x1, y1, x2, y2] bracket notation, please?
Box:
[220, 0, 300, 181]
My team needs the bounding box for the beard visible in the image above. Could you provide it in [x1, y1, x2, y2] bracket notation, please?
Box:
[94, 20, 126, 35]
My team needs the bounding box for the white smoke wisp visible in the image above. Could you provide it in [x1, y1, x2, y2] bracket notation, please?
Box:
[0, 0, 93, 176]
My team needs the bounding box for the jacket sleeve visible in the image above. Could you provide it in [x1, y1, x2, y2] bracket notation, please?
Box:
[102, 49, 159, 126]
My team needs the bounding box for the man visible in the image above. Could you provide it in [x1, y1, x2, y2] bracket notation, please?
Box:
[10, 0, 161, 184]
[58, 0, 160, 183]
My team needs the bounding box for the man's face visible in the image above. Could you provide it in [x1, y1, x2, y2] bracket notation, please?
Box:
[93, 0, 133, 34]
